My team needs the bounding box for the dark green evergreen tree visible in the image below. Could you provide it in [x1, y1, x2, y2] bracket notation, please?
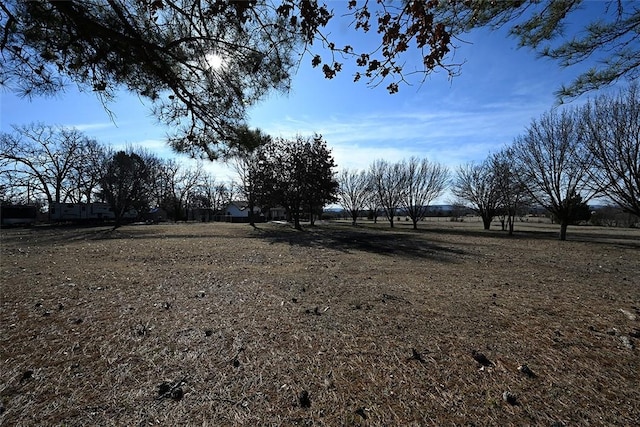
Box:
[100, 150, 151, 227]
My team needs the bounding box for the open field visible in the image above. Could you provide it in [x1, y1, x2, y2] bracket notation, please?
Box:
[1, 220, 639, 426]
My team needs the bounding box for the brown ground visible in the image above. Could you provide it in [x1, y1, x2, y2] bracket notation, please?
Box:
[1, 220, 639, 426]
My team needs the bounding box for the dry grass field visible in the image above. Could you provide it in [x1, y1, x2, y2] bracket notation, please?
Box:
[1, 220, 639, 426]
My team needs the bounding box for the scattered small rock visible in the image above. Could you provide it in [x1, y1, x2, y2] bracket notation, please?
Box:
[629, 329, 640, 339]
[58, 303, 64, 310]
[502, 391, 517, 405]
[408, 348, 424, 362]
[619, 335, 635, 350]
[35, 302, 42, 308]
[291, 298, 298, 303]
[232, 358, 240, 368]
[73, 318, 83, 324]
[158, 378, 186, 401]
[20, 370, 33, 382]
[298, 390, 311, 408]
[619, 308, 637, 321]
[163, 301, 171, 310]
[471, 350, 493, 367]
[42, 311, 51, 317]
[323, 371, 335, 389]
[305, 307, 322, 315]
[517, 364, 536, 378]
[171, 387, 184, 401]
[158, 382, 172, 397]
[606, 328, 618, 336]
[355, 407, 368, 419]
[205, 329, 213, 337]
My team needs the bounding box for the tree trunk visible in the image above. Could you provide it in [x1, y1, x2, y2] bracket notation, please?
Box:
[291, 208, 302, 230]
[113, 210, 123, 229]
[559, 221, 568, 241]
[351, 212, 357, 226]
[248, 198, 255, 227]
[55, 179, 62, 204]
[508, 215, 514, 235]
[309, 205, 315, 226]
[482, 215, 492, 230]
[412, 219, 418, 230]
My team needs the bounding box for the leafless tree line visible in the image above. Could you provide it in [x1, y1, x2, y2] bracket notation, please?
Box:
[2, 84, 638, 236]
[337, 157, 450, 230]
[336, 84, 639, 240]
[0, 123, 237, 221]
[452, 84, 639, 240]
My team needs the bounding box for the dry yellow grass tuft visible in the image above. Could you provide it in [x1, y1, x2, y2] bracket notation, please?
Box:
[1, 220, 639, 425]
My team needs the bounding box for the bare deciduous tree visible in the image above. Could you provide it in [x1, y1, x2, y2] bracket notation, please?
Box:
[400, 156, 449, 230]
[491, 148, 532, 235]
[581, 84, 640, 217]
[452, 160, 500, 230]
[0, 123, 94, 209]
[64, 138, 108, 203]
[157, 159, 203, 221]
[512, 108, 599, 240]
[337, 168, 370, 226]
[369, 159, 405, 228]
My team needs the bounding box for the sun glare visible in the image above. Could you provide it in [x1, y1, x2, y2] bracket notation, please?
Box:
[204, 53, 224, 70]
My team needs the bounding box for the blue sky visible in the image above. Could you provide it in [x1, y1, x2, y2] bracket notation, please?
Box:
[0, 2, 625, 203]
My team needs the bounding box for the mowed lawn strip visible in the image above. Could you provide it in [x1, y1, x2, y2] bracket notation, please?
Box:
[1, 221, 638, 426]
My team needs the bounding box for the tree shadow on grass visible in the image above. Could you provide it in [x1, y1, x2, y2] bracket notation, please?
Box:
[562, 231, 640, 249]
[0, 223, 160, 246]
[351, 221, 640, 249]
[416, 226, 559, 241]
[249, 223, 467, 262]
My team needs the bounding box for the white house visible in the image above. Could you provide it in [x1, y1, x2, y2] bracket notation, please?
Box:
[223, 201, 262, 222]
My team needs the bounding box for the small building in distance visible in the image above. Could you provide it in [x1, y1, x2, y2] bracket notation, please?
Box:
[144, 207, 168, 223]
[222, 201, 262, 223]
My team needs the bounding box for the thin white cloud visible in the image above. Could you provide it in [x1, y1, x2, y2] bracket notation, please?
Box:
[254, 101, 545, 173]
[109, 138, 169, 153]
[67, 122, 115, 132]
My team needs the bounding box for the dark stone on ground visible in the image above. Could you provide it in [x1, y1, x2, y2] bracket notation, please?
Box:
[299, 390, 311, 408]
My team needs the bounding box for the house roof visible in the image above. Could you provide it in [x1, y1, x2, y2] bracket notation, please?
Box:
[228, 201, 249, 210]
